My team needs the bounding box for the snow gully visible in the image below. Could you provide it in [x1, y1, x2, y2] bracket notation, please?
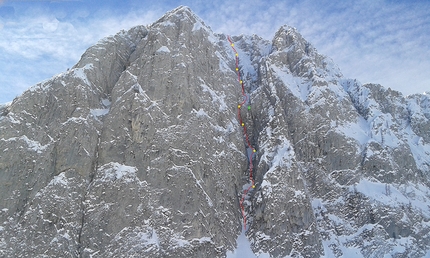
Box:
[228, 36, 257, 230]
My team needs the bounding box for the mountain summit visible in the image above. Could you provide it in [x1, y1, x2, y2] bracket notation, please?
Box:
[1, 6, 429, 258]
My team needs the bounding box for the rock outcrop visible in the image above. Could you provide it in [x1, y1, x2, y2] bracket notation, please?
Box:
[1, 6, 429, 258]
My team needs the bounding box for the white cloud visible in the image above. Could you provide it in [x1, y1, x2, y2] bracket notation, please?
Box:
[213, 0, 430, 95]
[0, 0, 429, 103]
[42, 17, 59, 32]
[214, 0, 430, 95]
[0, 6, 164, 103]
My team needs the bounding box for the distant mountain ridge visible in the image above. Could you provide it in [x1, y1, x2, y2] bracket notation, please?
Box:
[1, 6, 429, 258]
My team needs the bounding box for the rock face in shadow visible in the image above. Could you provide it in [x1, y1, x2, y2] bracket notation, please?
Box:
[1, 6, 429, 258]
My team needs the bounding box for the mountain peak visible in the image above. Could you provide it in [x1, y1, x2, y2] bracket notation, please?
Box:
[162, 5, 194, 19]
[272, 25, 307, 52]
[171, 5, 193, 14]
[154, 6, 209, 30]
[1, 6, 429, 258]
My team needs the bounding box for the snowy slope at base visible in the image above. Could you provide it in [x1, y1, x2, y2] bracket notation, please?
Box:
[227, 230, 270, 258]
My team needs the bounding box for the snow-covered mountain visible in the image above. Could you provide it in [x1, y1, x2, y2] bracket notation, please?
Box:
[1, 6, 429, 258]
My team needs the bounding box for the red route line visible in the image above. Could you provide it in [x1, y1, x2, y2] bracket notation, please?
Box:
[228, 36, 256, 230]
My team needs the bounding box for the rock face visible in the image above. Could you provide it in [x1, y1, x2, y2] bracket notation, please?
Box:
[1, 6, 429, 258]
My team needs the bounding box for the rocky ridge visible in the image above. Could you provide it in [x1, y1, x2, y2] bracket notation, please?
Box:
[1, 6, 429, 258]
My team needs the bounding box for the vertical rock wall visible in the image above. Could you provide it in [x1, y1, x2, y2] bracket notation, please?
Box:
[0, 6, 429, 258]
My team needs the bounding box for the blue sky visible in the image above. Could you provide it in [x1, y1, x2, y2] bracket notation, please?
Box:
[1, 0, 429, 103]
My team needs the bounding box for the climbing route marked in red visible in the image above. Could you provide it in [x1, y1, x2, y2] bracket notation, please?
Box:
[228, 35, 256, 230]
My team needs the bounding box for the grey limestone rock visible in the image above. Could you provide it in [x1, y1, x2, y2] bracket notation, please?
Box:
[1, 5, 429, 258]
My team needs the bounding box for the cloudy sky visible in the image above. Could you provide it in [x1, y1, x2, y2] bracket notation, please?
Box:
[0, 0, 429, 104]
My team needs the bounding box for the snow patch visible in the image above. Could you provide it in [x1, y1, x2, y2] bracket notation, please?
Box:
[406, 126, 430, 172]
[171, 235, 213, 248]
[90, 108, 110, 118]
[227, 230, 270, 258]
[158, 20, 175, 27]
[215, 51, 231, 73]
[48, 172, 69, 187]
[200, 82, 228, 111]
[72, 63, 93, 86]
[193, 108, 208, 118]
[192, 21, 203, 32]
[61, 116, 87, 126]
[99, 162, 139, 183]
[137, 228, 160, 248]
[354, 179, 430, 217]
[0, 101, 11, 108]
[2, 135, 50, 153]
[3, 112, 21, 124]
[334, 116, 370, 150]
[355, 178, 408, 205]
[156, 46, 170, 53]
[270, 64, 310, 101]
[101, 98, 111, 107]
[260, 135, 294, 173]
